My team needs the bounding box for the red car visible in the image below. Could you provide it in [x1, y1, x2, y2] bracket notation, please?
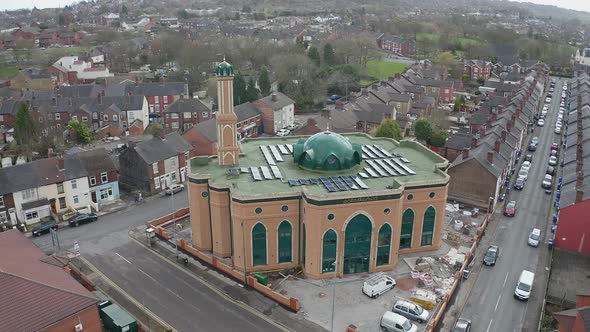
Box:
[551, 143, 559, 151]
[504, 201, 517, 217]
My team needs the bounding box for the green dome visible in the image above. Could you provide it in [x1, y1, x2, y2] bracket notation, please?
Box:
[216, 61, 233, 76]
[293, 132, 362, 172]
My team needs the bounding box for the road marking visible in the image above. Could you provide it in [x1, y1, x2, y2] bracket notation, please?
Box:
[138, 268, 157, 283]
[495, 294, 502, 311]
[115, 252, 131, 264]
[486, 319, 493, 332]
[503, 272, 509, 287]
[167, 288, 183, 300]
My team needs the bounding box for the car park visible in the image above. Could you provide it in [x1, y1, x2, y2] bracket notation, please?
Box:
[514, 177, 526, 190]
[528, 228, 541, 247]
[546, 166, 555, 176]
[451, 318, 472, 332]
[362, 273, 396, 298]
[380, 311, 418, 332]
[392, 300, 429, 323]
[31, 219, 58, 236]
[537, 118, 545, 126]
[68, 213, 98, 227]
[504, 201, 517, 217]
[548, 156, 558, 166]
[483, 245, 500, 265]
[542, 174, 553, 189]
[276, 129, 290, 137]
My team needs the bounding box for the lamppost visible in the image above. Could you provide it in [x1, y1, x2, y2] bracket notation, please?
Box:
[171, 181, 177, 253]
[331, 255, 338, 332]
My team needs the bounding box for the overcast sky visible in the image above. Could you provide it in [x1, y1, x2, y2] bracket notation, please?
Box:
[1, 0, 589, 13]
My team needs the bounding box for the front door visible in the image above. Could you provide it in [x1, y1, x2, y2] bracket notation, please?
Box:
[91, 191, 97, 203]
[343, 214, 372, 274]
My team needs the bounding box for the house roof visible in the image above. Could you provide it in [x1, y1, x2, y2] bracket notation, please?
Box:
[190, 118, 217, 142]
[0, 230, 97, 332]
[134, 132, 192, 164]
[66, 148, 117, 174]
[445, 132, 472, 150]
[450, 142, 508, 178]
[124, 82, 186, 97]
[234, 102, 260, 121]
[163, 98, 209, 114]
[257, 92, 295, 110]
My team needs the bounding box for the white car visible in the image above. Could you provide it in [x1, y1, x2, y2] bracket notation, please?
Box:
[548, 156, 558, 166]
[545, 97, 551, 103]
[285, 123, 299, 131]
[276, 129, 290, 137]
[521, 161, 531, 172]
[518, 168, 529, 180]
[541, 110, 548, 116]
[528, 228, 541, 247]
[555, 126, 562, 134]
[563, 85, 568, 90]
[537, 119, 545, 127]
[542, 174, 553, 189]
[164, 183, 185, 195]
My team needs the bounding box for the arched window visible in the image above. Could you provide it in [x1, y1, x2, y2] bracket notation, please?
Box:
[278, 221, 292, 263]
[400, 209, 414, 249]
[377, 224, 392, 266]
[421, 207, 436, 246]
[252, 223, 267, 266]
[322, 229, 337, 273]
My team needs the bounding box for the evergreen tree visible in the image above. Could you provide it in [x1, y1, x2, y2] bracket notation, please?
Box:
[258, 66, 271, 96]
[67, 119, 92, 144]
[323, 43, 336, 66]
[245, 77, 260, 102]
[14, 103, 36, 148]
[233, 72, 247, 105]
[374, 119, 403, 141]
[121, 4, 128, 16]
[308, 46, 321, 66]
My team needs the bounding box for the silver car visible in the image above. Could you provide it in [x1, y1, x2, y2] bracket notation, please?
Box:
[392, 300, 430, 323]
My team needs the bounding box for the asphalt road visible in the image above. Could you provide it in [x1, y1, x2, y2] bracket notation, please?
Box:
[31, 191, 282, 332]
[458, 78, 564, 332]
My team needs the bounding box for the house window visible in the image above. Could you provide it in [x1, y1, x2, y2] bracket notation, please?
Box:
[237, 123, 241, 128]
[0, 196, 4, 208]
[278, 220, 292, 263]
[103, 114, 108, 121]
[154, 177, 160, 189]
[444, 89, 450, 94]
[93, 113, 98, 119]
[152, 163, 158, 174]
[400, 209, 414, 249]
[82, 116, 88, 122]
[171, 113, 178, 119]
[322, 229, 337, 273]
[101, 172, 108, 183]
[25, 211, 39, 221]
[171, 172, 177, 182]
[421, 207, 436, 246]
[184, 112, 191, 119]
[172, 122, 179, 129]
[155, 96, 159, 103]
[163, 96, 168, 103]
[377, 224, 392, 266]
[0, 211, 7, 223]
[100, 188, 111, 200]
[0, 115, 3, 121]
[120, 112, 126, 119]
[57, 182, 64, 194]
[113, 114, 118, 121]
[184, 152, 189, 162]
[202, 112, 209, 118]
[149, 105, 154, 113]
[90, 176, 96, 186]
[73, 195, 79, 204]
[22, 188, 36, 200]
[55, 113, 61, 120]
[71, 179, 77, 189]
[155, 104, 160, 112]
[252, 223, 267, 266]
[48, 113, 52, 120]
[39, 117, 43, 123]
[72, 115, 78, 121]
[59, 197, 66, 209]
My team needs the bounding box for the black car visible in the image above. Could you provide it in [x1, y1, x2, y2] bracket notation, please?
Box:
[68, 213, 98, 227]
[528, 143, 537, 152]
[31, 219, 58, 236]
[524, 154, 533, 162]
[483, 245, 500, 266]
[514, 177, 526, 190]
[547, 166, 555, 176]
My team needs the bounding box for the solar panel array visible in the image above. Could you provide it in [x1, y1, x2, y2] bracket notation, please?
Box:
[285, 175, 370, 192]
[360, 158, 416, 178]
[362, 145, 394, 159]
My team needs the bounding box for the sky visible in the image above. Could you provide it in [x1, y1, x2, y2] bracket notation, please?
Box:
[0, 0, 589, 13]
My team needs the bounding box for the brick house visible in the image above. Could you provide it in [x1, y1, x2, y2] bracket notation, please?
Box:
[0, 230, 101, 332]
[553, 293, 590, 332]
[163, 98, 211, 132]
[66, 148, 120, 207]
[118, 133, 193, 193]
[253, 92, 295, 134]
[464, 60, 493, 81]
[414, 79, 455, 104]
[58, 31, 81, 45]
[375, 33, 416, 56]
[38, 30, 58, 47]
[11, 26, 41, 40]
[124, 82, 188, 117]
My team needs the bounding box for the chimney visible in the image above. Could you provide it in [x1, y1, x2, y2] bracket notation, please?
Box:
[335, 100, 343, 111]
[576, 189, 584, 204]
[462, 148, 469, 159]
[380, 80, 387, 87]
[57, 158, 65, 170]
[487, 150, 494, 164]
[97, 93, 102, 105]
[479, 127, 486, 137]
[501, 130, 507, 141]
[321, 109, 331, 118]
[515, 108, 521, 119]
[68, 97, 72, 106]
[362, 87, 369, 96]
[471, 137, 478, 148]
[494, 140, 501, 153]
[507, 121, 512, 133]
[372, 84, 379, 91]
[511, 113, 516, 125]
[577, 171, 584, 187]
[271, 93, 277, 102]
[52, 97, 57, 105]
[491, 113, 497, 121]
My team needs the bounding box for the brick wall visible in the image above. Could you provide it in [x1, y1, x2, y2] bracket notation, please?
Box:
[44, 305, 102, 332]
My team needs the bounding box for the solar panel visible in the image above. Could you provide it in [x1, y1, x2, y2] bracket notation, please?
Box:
[392, 158, 416, 175]
[401, 157, 410, 163]
[320, 177, 338, 192]
[260, 166, 273, 179]
[367, 160, 389, 177]
[299, 179, 309, 185]
[251, 167, 263, 181]
[240, 167, 250, 173]
[350, 175, 369, 189]
[375, 159, 397, 176]
[362, 146, 376, 159]
[278, 144, 289, 155]
[260, 146, 276, 166]
[269, 145, 284, 162]
[286, 144, 293, 153]
[366, 145, 385, 158]
[288, 180, 300, 186]
[270, 165, 283, 179]
[384, 158, 406, 175]
[340, 176, 358, 189]
[359, 172, 369, 179]
[329, 176, 348, 191]
[365, 167, 379, 178]
[362, 154, 370, 159]
[375, 145, 393, 157]
[309, 178, 319, 185]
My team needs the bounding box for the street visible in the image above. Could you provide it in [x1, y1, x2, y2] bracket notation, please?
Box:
[457, 78, 563, 331]
[31, 191, 284, 332]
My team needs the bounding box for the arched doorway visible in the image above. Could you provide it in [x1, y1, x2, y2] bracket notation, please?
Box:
[343, 214, 372, 274]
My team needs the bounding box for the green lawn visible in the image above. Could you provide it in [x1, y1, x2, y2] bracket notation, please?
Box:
[366, 60, 409, 80]
[450, 37, 482, 48]
[0, 66, 19, 78]
[417, 32, 440, 43]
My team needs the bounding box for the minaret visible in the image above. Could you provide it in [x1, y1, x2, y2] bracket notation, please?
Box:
[215, 59, 240, 165]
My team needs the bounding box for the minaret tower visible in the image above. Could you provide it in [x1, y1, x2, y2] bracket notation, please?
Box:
[215, 59, 240, 165]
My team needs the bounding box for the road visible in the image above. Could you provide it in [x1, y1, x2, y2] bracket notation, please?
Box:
[32, 191, 283, 332]
[458, 78, 564, 332]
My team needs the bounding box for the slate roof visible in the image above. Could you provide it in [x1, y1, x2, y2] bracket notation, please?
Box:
[234, 102, 260, 121]
[450, 142, 508, 178]
[191, 119, 217, 142]
[124, 82, 186, 97]
[414, 78, 453, 88]
[445, 132, 472, 150]
[134, 132, 192, 164]
[0, 231, 98, 332]
[66, 148, 117, 174]
[164, 98, 209, 113]
[257, 92, 295, 110]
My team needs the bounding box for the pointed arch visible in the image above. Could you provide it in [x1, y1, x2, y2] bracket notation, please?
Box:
[278, 220, 292, 263]
[400, 208, 414, 249]
[377, 223, 392, 266]
[322, 229, 337, 273]
[251, 223, 267, 266]
[421, 206, 436, 246]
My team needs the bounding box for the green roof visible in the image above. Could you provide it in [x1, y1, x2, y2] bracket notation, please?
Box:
[215, 61, 233, 76]
[293, 132, 362, 171]
[190, 133, 448, 197]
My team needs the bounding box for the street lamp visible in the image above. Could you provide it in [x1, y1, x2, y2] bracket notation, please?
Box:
[171, 181, 177, 253]
[331, 255, 338, 332]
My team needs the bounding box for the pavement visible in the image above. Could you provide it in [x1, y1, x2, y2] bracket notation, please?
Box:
[440, 77, 565, 332]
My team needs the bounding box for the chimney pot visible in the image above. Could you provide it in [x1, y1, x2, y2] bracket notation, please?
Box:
[372, 84, 379, 91]
[501, 130, 507, 141]
[494, 140, 501, 153]
[362, 88, 369, 96]
[487, 150, 494, 163]
[462, 148, 469, 159]
[271, 93, 277, 102]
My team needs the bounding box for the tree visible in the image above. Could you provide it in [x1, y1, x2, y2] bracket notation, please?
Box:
[245, 77, 260, 102]
[476, 77, 485, 85]
[233, 72, 247, 105]
[120, 4, 128, 16]
[454, 98, 462, 112]
[323, 43, 336, 66]
[374, 119, 403, 141]
[414, 118, 433, 142]
[14, 103, 36, 148]
[258, 66, 271, 96]
[67, 119, 92, 144]
[145, 123, 164, 137]
[308, 46, 321, 66]
[242, 4, 252, 13]
[433, 51, 456, 68]
[428, 130, 448, 148]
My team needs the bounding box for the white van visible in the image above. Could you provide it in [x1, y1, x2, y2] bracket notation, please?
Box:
[380, 311, 418, 332]
[514, 270, 535, 301]
[362, 273, 396, 298]
[528, 228, 541, 247]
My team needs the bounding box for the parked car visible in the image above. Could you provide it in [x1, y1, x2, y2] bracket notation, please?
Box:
[451, 318, 472, 332]
[546, 166, 555, 176]
[532, 137, 539, 145]
[518, 169, 529, 180]
[380, 311, 417, 332]
[31, 219, 58, 236]
[550, 149, 558, 157]
[528, 228, 541, 247]
[285, 123, 300, 131]
[554, 126, 562, 134]
[551, 143, 559, 151]
[164, 183, 184, 195]
[528, 143, 537, 152]
[514, 177, 526, 190]
[392, 300, 430, 323]
[483, 245, 500, 266]
[537, 119, 545, 127]
[362, 273, 396, 298]
[68, 213, 98, 227]
[521, 161, 531, 172]
[542, 174, 553, 189]
[545, 97, 551, 103]
[548, 156, 558, 166]
[524, 154, 533, 162]
[276, 128, 290, 137]
[504, 201, 517, 217]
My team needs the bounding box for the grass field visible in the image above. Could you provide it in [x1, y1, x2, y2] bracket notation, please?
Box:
[0, 66, 19, 78]
[417, 32, 440, 43]
[451, 37, 482, 48]
[366, 60, 409, 80]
